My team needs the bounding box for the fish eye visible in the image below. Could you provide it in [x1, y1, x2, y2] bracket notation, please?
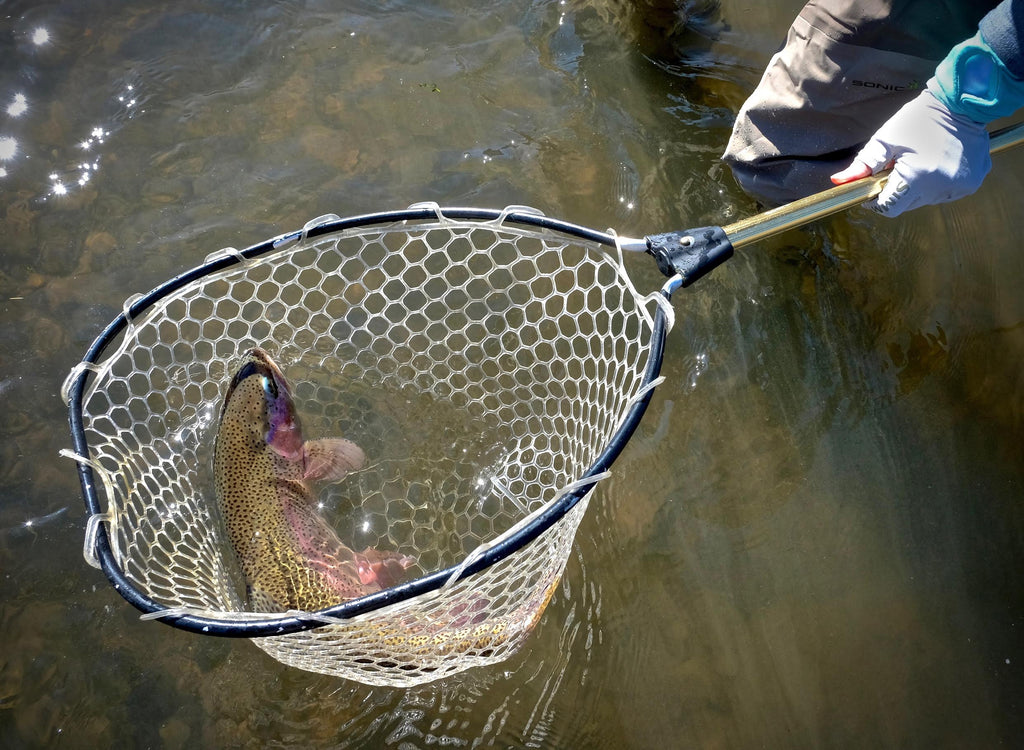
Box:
[261, 374, 278, 399]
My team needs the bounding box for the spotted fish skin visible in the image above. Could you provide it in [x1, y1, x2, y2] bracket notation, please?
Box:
[214, 348, 411, 612]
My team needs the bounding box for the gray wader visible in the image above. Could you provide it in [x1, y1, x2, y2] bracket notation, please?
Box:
[722, 0, 1000, 205]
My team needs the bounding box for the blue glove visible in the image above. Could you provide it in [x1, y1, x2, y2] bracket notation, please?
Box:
[832, 32, 1024, 218]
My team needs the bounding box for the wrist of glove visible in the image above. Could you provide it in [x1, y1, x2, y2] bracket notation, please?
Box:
[831, 31, 1024, 218]
[930, 32, 1024, 124]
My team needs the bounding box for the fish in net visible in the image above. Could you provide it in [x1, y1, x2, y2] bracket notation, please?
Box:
[62, 205, 667, 686]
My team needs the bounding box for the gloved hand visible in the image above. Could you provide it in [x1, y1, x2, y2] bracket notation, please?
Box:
[830, 91, 991, 218]
[832, 30, 1024, 218]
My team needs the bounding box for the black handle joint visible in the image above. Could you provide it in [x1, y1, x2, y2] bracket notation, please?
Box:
[645, 226, 734, 286]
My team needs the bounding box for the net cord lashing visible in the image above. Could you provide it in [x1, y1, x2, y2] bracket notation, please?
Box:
[610, 230, 658, 333]
[604, 374, 668, 445]
[138, 606, 217, 623]
[138, 606, 204, 622]
[406, 201, 447, 223]
[202, 246, 248, 266]
[625, 375, 666, 412]
[643, 290, 676, 333]
[300, 214, 343, 242]
[60, 361, 106, 406]
[120, 293, 145, 336]
[82, 512, 115, 570]
[276, 610, 354, 626]
[59, 449, 118, 569]
[492, 204, 546, 225]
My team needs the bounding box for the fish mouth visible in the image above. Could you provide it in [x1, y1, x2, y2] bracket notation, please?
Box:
[220, 347, 293, 416]
[224, 347, 286, 398]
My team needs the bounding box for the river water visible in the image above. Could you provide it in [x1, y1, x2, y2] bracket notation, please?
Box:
[2, 0, 1023, 746]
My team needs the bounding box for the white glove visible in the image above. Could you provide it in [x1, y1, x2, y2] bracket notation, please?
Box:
[830, 90, 991, 218]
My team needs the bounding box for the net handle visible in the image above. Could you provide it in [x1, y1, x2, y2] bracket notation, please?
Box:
[642, 120, 1024, 285]
[727, 120, 1024, 248]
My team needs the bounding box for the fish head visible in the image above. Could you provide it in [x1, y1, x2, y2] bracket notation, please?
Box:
[221, 348, 304, 461]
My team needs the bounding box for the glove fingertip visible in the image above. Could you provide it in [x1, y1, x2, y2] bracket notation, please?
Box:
[830, 161, 872, 185]
[855, 139, 894, 173]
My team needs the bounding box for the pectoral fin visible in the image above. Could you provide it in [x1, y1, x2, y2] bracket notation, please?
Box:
[302, 438, 366, 481]
[354, 548, 416, 588]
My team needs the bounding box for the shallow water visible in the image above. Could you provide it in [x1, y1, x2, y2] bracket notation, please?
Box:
[2, 0, 1023, 746]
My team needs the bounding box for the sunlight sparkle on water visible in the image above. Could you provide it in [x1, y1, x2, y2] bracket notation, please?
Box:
[0, 136, 17, 160]
[79, 127, 107, 151]
[32, 27, 50, 46]
[7, 93, 28, 117]
[117, 84, 138, 109]
[50, 173, 67, 196]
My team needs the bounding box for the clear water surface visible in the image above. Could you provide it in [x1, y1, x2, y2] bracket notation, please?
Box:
[2, 0, 1023, 746]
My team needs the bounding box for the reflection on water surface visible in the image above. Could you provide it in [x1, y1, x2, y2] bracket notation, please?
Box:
[2, 0, 1023, 746]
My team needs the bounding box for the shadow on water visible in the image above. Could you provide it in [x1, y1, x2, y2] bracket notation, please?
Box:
[2, 0, 1023, 746]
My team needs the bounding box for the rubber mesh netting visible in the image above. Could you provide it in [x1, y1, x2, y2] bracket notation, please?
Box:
[66, 210, 657, 686]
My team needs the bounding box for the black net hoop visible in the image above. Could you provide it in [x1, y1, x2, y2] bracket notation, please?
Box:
[62, 204, 671, 684]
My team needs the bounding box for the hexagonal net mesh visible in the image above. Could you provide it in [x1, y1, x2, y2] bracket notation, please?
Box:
[64, 206, 663, 686]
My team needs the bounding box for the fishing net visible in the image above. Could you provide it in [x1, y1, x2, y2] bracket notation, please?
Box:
[63, 205, 670, 686]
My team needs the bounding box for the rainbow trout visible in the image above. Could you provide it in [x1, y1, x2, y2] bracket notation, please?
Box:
[214, 348, 411, 612]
